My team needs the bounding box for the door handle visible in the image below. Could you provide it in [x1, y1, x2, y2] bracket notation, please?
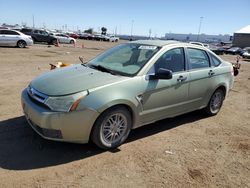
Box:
[177, 75, 187, 82]
[208, 70, 215, 76]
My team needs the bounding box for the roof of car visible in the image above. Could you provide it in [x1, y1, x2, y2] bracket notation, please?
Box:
[130, 40, 179, 47]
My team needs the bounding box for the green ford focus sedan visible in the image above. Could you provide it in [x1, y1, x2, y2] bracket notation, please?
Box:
[21, 40, 234, 149]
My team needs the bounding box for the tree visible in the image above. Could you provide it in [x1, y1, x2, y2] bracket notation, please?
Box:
[101, 27, 107, 35]
[84, 28, 93, 34]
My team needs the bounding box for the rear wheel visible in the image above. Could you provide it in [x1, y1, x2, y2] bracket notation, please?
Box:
[17, 40, 27, 48]
[205, 89, 225, 116]
[91, 106, 132, 150]
[50, 39, 57, 45]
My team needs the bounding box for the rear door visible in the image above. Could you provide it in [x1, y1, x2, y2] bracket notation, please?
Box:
[186, 47, 214, 109]
[0, 30, 19, 46]
[140, 47, 190, 123]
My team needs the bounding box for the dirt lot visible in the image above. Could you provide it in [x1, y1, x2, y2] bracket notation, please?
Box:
[0, 40, 249, 187]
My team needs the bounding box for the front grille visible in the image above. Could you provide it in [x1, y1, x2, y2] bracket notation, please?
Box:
[28, 94, 50, 109]
[27, 86, 50, 109]
[27, 86, 48, 103]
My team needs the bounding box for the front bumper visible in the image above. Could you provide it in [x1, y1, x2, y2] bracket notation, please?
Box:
[25, 39, 33, 46]
[21, 89, 99, 143]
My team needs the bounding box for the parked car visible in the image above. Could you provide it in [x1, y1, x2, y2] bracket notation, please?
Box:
[54, 33, 75, 44]
[189, 42, 209, 48]
[94, 34, 105, 41]
[80, 33, 94, 40]
[67, 33, 79, 39]
[100, 35, 119, 42]
[108, 35, 119, 42]
[209, 45, 225, 55]
[225, 47, 242, 55]
[20, 28, 57, 45]
[242, 50, 250, 59]
[0, 29, 33, 48]
[239, 47, 250, 56]
[22, 40, 235, 149]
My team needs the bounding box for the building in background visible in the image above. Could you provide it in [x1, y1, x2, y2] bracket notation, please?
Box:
[233, 25, 250, 48]
[164, 33, 231, 43]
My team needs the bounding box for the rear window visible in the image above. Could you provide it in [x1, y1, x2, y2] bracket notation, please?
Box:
[187, 48, 210, 69]
[209, 53, 222, 67]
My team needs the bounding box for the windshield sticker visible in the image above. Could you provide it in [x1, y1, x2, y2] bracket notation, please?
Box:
[138, 45, 157, 50]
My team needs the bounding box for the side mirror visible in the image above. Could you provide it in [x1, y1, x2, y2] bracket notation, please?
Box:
[149, 68, 173, 80]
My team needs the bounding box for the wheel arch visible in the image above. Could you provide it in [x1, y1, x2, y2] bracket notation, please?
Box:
[88, 101, 139, 142]
[214, 84, 227, 98]
[16, 40, 27, 47]
[96, 100, 138, 128]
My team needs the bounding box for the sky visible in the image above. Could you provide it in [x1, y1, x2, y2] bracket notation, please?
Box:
[0, 0, 249, 37]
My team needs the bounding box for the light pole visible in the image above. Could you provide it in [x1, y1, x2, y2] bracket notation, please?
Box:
[197, 16, 203, 41]
[32, 15, 35, 28]
[130, 20, 134, 38]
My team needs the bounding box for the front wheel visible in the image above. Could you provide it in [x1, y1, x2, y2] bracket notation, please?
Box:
[205, 89, 225, 116]
[91, 106, 132, 150]
[70, 40, 75, 44]
[17, 40, 27, 48]
[50, 39, 57, 45]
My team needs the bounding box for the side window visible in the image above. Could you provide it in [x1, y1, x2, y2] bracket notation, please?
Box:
[154, 48, 185, 73]
[41, 31, 48, 35]
[34, 30, 39, 34]
[2, 30, 18, 35]
[187, 48, 210, 69]
[210, 53, 222, 67]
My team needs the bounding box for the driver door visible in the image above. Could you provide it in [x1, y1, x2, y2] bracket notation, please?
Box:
[140, 47, 190, 124]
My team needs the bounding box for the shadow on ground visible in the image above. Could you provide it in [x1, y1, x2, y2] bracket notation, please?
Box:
[0, 111, 207, 170]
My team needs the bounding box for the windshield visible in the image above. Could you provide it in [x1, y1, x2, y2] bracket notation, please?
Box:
[87, 43, 160, 76]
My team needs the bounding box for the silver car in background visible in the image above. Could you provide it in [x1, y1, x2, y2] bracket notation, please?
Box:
[53, 33, 76, 44]
[0, 29, 33, 48]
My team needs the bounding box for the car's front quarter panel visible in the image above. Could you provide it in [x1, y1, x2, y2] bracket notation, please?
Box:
[78, 76, 145, 128]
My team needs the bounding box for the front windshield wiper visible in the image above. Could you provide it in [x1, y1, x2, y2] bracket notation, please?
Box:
[79, 56, 88, 67]
[89, 64, 117, 75]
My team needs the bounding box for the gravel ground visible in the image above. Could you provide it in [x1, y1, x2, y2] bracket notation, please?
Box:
[0, 40, 249, 187]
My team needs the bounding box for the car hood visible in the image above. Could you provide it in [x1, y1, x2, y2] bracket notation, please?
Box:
[30, 64, 128, 96]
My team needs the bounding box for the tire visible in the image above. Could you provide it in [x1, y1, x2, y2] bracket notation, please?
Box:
[70, 40, 75, 44]
[17, 40, 27, 48]
[205, 89, 225, 116]
[50, 39, 57, 45]
[91, 106, 132, 150]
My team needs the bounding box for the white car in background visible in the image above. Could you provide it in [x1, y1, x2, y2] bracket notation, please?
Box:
[109, 35, 119, 42]
[0, 29, 33, 48]
[54, 33, 76, 44]
[189, 41, 209, 48]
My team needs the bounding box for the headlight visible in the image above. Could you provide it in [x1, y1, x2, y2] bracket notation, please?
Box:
[44, 91, 88, 112]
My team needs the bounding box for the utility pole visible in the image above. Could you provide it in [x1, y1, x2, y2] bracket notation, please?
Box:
[197, 16, 203, 41]
[149, 28, 152, 39]
[130, 20, 134, 38]
[115, 26, 117, 36]
[32, 15, 35, 28]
